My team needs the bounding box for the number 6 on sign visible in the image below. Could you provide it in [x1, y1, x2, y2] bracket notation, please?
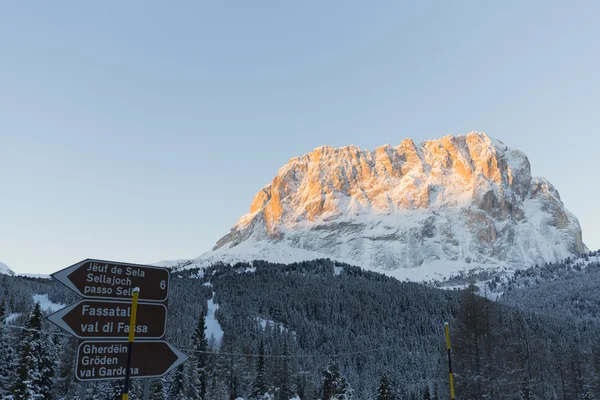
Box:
[160, 280, 166, 290]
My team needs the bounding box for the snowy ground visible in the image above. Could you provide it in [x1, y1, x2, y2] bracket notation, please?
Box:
[206, 292, 224, 347]
[4, 313, 21, 324]
[256, 318, 288, 333]
[32, 294, 65, 313]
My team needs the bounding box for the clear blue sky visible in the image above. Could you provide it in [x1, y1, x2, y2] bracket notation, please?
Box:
[1, 1, 599, 274]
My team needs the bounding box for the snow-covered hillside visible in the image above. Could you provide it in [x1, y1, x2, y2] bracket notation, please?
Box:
[0, 262, 15, 276]
[167, 132, 585, 281]
[0, 261, 49, 278]
[493, 250, 600, 294]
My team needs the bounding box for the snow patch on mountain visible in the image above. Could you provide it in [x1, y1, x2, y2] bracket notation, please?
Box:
[206, 293, 224, 347]
[256, 318, 289, 333]
[0, 262, 14, 276]
[0, 261, 50, 278]
[32, 294, 65, 313]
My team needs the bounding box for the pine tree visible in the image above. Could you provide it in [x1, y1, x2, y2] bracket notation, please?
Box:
[454, 285, 486, 399]
[422, 385, 431, 400]
[277, 341, 294, 400]
[186, 360, 201, 400]
[12, 332, 35, 398]
[321, 359, 353, 400]
[0, 335, 15, 397]
[51, 337, 77, 400]
[321, 359, 339, 400]
[98, 381, 122, 400]
[151, 378, 167, 400]
[0, 298, 16, 397]
[11, 302, 55, 400]
[169, 364, 186, 400]
[519, 375, 534, 400]
[227, 355, 240, 400]
[37, 326, 56, 398]
[190, 312, 209, 399]
[205, 336, 220, 400]
[251, 340, 267, 399]
[376, 374, 395, 400]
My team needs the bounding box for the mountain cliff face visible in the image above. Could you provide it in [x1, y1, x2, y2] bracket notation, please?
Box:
[194, 132, 584, 280]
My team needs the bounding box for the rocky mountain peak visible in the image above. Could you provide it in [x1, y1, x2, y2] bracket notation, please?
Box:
[205, 132, 584, 281]
[240, 132, 529, 231]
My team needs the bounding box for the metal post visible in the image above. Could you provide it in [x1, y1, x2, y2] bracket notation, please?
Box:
[445, 322, 455, 399]
[122, 287, 140, 400]
[143, 379, 150, 400]
[78, 381, 88, 400]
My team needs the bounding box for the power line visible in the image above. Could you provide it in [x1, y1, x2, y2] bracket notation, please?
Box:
[3, 324, 407, 359]
[187, 344, 404, 359]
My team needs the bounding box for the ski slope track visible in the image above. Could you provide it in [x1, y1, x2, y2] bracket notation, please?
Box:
[168, 132, 585, 282]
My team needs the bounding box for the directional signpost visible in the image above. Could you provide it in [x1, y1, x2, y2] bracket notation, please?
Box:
[49, 259, 187, 400]
[51, 259, 169, 302]
[75, 340, 188, 381]
[48, 300, 167, 339]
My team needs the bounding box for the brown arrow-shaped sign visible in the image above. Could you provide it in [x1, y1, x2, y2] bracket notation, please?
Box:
[75, 341, 188, 382]
[51, 259, 170, 302]
[48, 300, 167, 339]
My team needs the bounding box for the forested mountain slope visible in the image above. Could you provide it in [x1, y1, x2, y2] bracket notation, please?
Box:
[0, 259, 598, 399]
[497, 250, 600, 325]
[199, 260, 458, 399]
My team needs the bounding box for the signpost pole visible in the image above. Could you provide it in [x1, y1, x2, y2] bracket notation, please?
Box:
[445, 322, 455, 400]
[143, 379, 150, 400]
[78, 381, 87, 400]
[122, 287, 140, 400]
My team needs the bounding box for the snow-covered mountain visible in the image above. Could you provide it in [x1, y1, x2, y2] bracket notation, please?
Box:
[176, 132, 584, 281]
[0, 262, 15, 276]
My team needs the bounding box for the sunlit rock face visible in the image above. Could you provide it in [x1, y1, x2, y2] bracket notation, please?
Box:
[207, 132, 584, 277]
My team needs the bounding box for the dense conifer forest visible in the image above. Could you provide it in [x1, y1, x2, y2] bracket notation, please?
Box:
[1, 257, 599, 399]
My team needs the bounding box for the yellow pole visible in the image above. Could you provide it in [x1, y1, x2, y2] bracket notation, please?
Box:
[128, 288, 140, 342]
[122, 287, 140, 400]
[445, 322, 455, 399]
